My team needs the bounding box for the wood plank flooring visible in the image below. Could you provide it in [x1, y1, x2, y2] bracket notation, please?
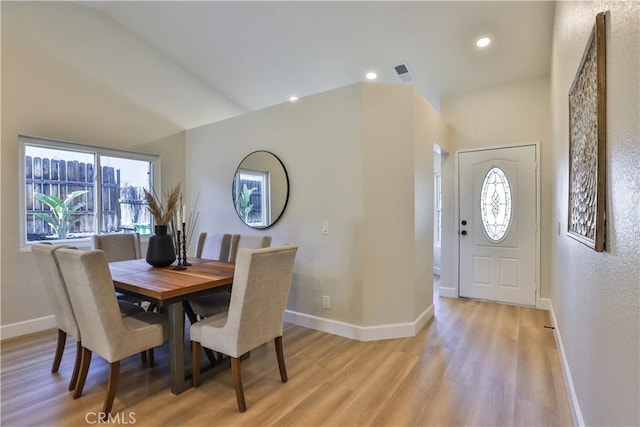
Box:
[1, 296, 572, 426]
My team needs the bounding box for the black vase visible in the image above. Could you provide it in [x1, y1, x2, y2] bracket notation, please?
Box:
[146, 225, 176, 267]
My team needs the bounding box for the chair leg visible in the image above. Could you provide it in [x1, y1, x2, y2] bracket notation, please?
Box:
[140, 351, 147, 364]
[52, 329, 66, 373]
[73, 347, 92, 399]
[191, 341, 201, 387]
[68, 341, 82, 391]
[101, 361, 120, 418]
[275, 336, 288, 383]
[231, 357, 247, 412]
[147, 349, 155, 367]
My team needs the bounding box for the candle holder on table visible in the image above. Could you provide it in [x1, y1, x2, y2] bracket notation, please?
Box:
[173, 229, 187, 270]
[181, 222, 192, 266]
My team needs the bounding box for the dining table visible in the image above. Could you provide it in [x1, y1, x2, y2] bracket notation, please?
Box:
[109, 257, 234, 395]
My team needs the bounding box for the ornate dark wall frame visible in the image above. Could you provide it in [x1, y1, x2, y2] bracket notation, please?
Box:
[568, 12, 607, 252]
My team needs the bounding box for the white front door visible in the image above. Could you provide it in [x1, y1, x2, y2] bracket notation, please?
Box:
[458, 145, 538, 306]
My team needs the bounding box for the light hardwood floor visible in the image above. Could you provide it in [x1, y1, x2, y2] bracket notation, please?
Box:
[1, 296, 572, 426]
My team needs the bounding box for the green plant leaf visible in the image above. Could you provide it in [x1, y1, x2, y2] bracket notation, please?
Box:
[34, 212, 59, 228]
[34, 190, 89, 239]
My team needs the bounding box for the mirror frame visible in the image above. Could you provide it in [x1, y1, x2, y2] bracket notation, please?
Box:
[232, 150, 290, 229]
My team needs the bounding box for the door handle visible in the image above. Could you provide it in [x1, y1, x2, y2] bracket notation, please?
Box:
[461, 220, 467, 226]
[461, 230, 467, 236]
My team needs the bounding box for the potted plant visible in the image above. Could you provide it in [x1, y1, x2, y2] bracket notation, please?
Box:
[143, 184, 181, 267]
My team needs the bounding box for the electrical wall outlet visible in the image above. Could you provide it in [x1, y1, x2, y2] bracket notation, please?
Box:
[322, 295, 330, 309]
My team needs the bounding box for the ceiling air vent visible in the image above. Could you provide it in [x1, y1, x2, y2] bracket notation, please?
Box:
[394, 63, 414, 83]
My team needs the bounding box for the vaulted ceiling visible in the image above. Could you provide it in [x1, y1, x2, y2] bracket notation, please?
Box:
[82, 1, 555, 117]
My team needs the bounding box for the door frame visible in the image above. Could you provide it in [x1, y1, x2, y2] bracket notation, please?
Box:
[454, 142, 541, 307]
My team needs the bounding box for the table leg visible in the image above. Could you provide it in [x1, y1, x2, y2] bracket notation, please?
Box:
[167, 300, 236, 394]
[167, 302, 189, 394]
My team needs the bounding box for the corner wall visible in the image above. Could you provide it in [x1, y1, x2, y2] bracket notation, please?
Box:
[186, 82, 441, 337]
[550, 2, 639, 425]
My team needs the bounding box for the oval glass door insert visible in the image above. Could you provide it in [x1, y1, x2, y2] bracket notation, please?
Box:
[480, 166, 512, 241]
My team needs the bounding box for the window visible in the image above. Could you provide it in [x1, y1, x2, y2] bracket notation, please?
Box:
[20, 136, 158, 246]
[232, 168, 270, 227]
[480, 166, 512, 242]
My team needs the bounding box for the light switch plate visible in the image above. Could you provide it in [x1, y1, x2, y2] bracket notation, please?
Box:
[321, 220, 329, 235]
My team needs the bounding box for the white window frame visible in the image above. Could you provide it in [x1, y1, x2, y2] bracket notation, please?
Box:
[19, 135, 160, 250]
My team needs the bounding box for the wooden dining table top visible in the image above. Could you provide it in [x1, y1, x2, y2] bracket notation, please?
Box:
[109, 257, 235, 304]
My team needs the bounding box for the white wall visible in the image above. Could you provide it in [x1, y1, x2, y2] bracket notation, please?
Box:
[186, 82, 443, 336]
[0, 2, 189, 333]
[439, 78, 552, 299]
[550, 3, 639, 425]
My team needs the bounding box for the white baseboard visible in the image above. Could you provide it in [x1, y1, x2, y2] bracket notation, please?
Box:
[548, 301, 584, 426]
[284, 304, 434, 341]
[1, 315, 56, 340]
[438, 286, 458, 298]
[536, 297, 551, 310]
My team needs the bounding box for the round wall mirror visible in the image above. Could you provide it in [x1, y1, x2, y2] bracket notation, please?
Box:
[232, 150, 289, 229]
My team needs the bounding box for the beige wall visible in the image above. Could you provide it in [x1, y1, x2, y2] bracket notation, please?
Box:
[186, 82, 440, 331]
[1, 2, 186, 329]
[550, 2, 639, 425]
[439, 78, 552, 299]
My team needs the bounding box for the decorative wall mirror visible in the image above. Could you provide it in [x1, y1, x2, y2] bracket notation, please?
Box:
[232, 150, 289, 229]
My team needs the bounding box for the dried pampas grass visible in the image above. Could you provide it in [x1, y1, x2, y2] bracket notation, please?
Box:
[143, 183, 181, 225]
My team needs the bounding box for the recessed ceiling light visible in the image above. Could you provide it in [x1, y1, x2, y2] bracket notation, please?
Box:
[476, 37, 491, 48]
[366, 72, 377, 80]
[289, 96, 299, 102]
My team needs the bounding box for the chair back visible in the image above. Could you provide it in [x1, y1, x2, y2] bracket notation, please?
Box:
[91, 233, 141, 262]
[55, 249, 128, 360]
[195, 232, 235, 261]
[226, 244, 297, 356]
[31, 244, 80, 340]
[229, 234, 272, 263]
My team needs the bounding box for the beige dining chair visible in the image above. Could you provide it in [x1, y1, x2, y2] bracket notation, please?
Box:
[195, 232, 236, 261]
[228, 234, 272, 265]
[91, 233, 141, 261]
[92, 233, 149, 308]
[184, 232, 236, 324]
[55, 248, 168, 416]
[191, 244, 297, 412]
[32, 244, 145, 391]
[31, 244, 82, 391]
[189, 234, 272, 320]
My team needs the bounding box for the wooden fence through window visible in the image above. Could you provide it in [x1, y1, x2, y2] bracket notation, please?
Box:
[26, 156, 146, 241]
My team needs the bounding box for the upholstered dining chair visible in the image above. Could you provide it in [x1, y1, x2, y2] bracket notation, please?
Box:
[190, 244, 297, 412]
[189, 234, 272, 320]
[55, 248, 168, 416]
[91, 233, 141, 262]
[182, 233, 235, 324]
[31, 244, 82, 391]
[195, 232, 236, 261]
[228, 234, 272, 265]
[32, 244, 145, 391]
[92, 233, 149, 308]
